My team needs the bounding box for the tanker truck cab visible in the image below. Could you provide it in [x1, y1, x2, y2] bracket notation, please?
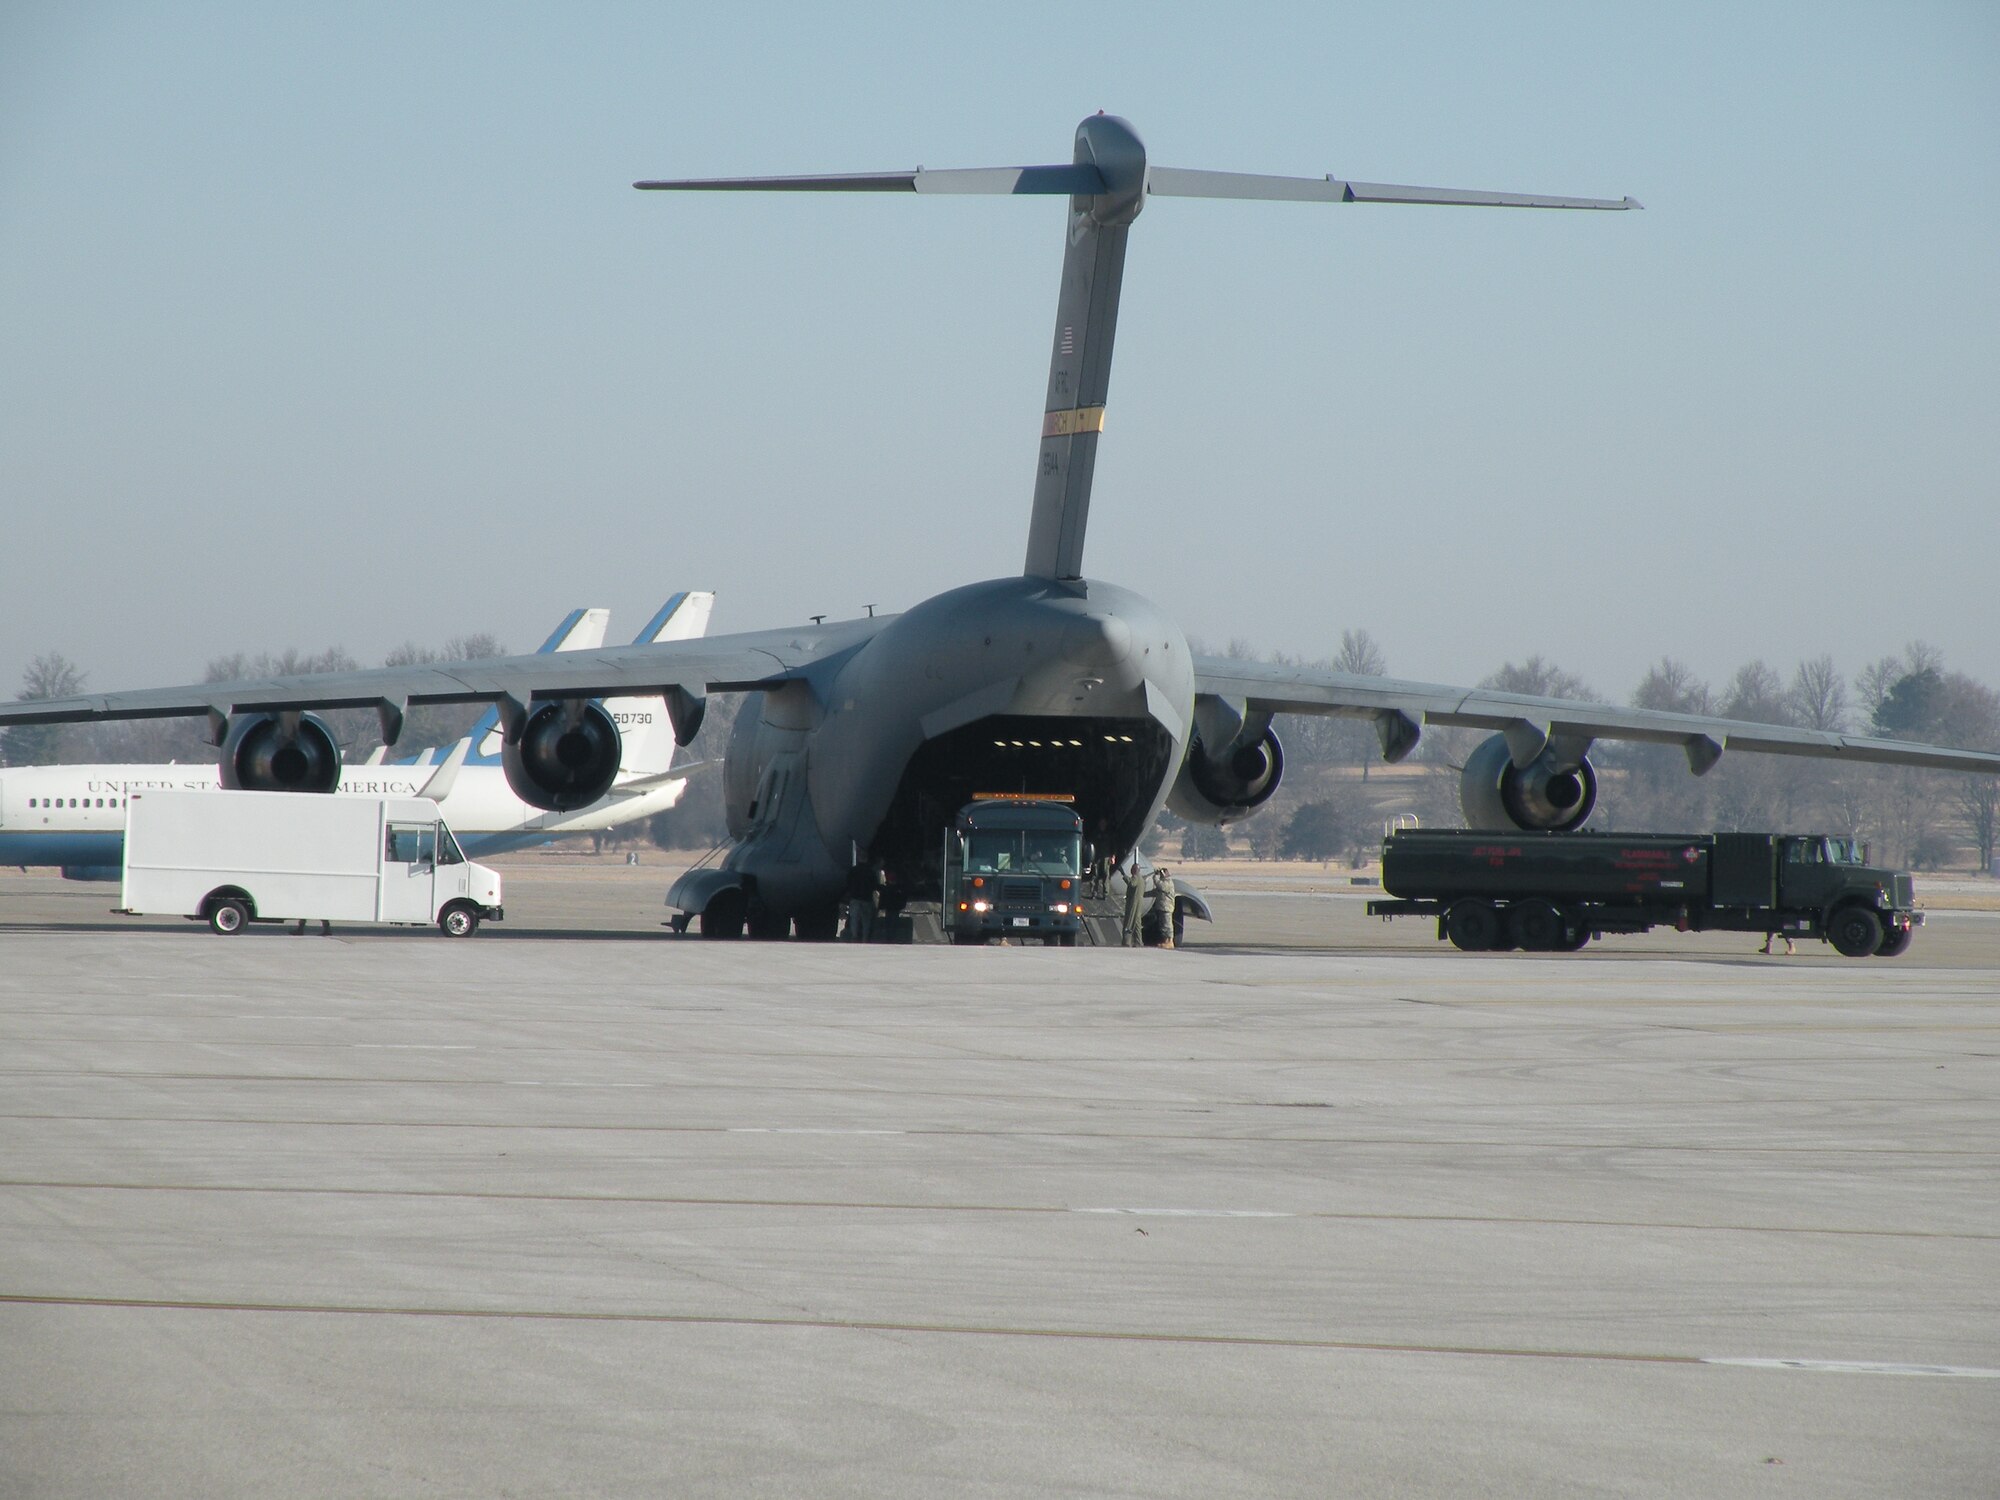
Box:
[948, 796, 1085, 946]
[1777, 834, 1916, 956]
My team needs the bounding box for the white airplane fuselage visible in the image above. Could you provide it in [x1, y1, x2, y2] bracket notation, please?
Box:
[0, 759, 687, 872]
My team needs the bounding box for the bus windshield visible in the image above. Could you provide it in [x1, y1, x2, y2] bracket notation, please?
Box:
[965, 830, 1081, 877]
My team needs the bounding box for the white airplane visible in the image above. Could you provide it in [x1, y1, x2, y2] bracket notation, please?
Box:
[0, 593, 713, 878]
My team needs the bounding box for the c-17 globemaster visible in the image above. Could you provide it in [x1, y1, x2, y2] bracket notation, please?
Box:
[5, 114, 1996, 940]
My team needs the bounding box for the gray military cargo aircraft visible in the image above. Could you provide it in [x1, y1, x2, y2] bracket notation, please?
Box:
[7, 114, 1997, 939]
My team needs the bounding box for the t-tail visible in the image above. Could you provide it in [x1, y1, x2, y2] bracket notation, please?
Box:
[638, 117, 1637, 581]
[463, 607, 611, 766]
[600, 591, 716, 777]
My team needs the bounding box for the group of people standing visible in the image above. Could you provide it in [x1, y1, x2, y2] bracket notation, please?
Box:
[1118, 855, 1176, 949]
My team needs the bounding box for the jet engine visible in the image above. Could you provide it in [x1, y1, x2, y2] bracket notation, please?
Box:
[1168, 720, 1285, 826]
[1460, 731, 1597, 832]
[502, 699, 622, 811]
[219, 712, 343, 794]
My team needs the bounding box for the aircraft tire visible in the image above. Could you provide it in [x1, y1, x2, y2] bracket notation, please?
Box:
[1827, 905, 1883, 958]
[794, 904, 840, 942]
[747, 907, 790, 941]
[699, 892, 745, 940]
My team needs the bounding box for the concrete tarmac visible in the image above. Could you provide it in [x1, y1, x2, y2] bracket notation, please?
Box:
[2, 864, 1996, 1497]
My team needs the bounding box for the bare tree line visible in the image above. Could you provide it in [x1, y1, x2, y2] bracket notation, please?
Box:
[1196, 637, 2000, 873]
[2, 635, 506, 769]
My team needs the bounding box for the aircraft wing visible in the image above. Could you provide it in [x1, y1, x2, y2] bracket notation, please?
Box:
[602, 768, 693, 796]
[0, 618, 885, 733]
[1192, 656, 2000, 776]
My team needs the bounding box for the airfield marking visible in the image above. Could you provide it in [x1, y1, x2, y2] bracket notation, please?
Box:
[1701, 1357, 2000, 1379]
[2, 1112, 1994, 1159]
[5, 1293, 1991, 1377]
[3, 1179, 1994, 1239]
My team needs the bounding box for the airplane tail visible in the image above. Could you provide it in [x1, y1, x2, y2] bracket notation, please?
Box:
[604, 591, 716, 776]
[639, 122, 1634, 583]
[465, 607, 611, 765]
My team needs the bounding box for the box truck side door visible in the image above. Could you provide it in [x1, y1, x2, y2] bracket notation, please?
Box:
[434, 822, 473, 913]
[380, 820, 437, 924]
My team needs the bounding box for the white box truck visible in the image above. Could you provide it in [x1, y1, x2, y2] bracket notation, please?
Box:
[119, 788, 504, 936]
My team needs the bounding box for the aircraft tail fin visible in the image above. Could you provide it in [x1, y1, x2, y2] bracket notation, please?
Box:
[605, 592, 717, 777]
[639, 119, 1634, 583]
[415, 736, 472, 802]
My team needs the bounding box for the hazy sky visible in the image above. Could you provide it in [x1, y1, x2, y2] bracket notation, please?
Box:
[3, 2, 1996, 708]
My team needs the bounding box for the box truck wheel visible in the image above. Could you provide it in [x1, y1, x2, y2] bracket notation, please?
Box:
[438, 902, 480, 938]
[1826, 905, 1882, 958]
[206, 898, 249, 935]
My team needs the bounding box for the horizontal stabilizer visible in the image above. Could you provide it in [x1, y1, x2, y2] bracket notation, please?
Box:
[640, 165, 1635, 212]
[1146, 166, 1639, 211]
[636, 165, 1105, 196]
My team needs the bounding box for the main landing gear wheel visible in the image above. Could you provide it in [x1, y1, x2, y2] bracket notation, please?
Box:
[1827, 905, 1883, 958]
[438, 903, 479, 938]
[794, 904, 840, 942]
[1445, 900, 1501, 952]
[746, 907, 791, 941]
[699, 892, 745, 940]
[206, 898, 249, 935]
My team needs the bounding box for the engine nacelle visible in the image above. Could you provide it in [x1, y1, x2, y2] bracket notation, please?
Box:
[1460, 732, 1597, 831]
[502, 699, 622, 811]
[219, 712, 343, 793]
[1167, 724, 1285, 826]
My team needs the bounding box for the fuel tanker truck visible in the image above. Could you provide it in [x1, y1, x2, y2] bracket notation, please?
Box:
[1367, 829, 1920, 957]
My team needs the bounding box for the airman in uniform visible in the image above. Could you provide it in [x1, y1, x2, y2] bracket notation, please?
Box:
[1122, 855, 1144, 947]
[1151, 866, 1177, 949]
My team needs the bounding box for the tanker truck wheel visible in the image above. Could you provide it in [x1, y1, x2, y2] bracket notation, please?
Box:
[1826, 905, 1883, 958]
[1875, 925, 1914, 958]
[1508, 900, 1564, 952]
[1445, 900, 1501, 952]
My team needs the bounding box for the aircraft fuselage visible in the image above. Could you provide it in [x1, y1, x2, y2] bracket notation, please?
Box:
[715, 575, 1193, 913]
